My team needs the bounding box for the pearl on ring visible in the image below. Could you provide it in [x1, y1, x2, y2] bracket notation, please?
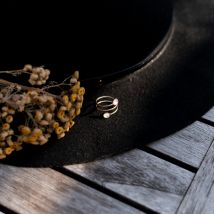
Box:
[103, 112, 111, 119]
[113, 98, 119, 106]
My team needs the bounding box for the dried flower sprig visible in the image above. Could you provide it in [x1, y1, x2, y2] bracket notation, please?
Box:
[0, 65, 85, 159]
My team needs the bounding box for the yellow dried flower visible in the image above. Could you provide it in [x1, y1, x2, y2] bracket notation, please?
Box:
[45, 113, 52, 121]
[30, 141, 40, 145]
[26, 136, 38, 143]
[6, 137, 14, 146]
[23, 64, 32, 72]
[0, 154, 6, 159]
[0, 132, 8, 141]
[35, 110, 43, 122]
[4, 147, 14, 155]
[78, 87, 85, 96]
[64, 121, 75, 132]
[77, 95, 84, 102]
[39, 120, 49, 126]
[2, 106, 8, 112]
[14, 143, 23, 151]
[6, 115, 13, 123]
[38, 135, 48, 145]
[53, 121, 59, 129]
[57, 110, 65, 119]
[76, 108, 81, 116]
[1, 112, 8, 118]
[55, 127, 64, 135]
[8, 109, 15, 115]
[72, 70, 79, 80]
[70, 121, 75, 128]
[66, 102, 72, 110]
[76, 102, 83, 109]
[50, 104, 56, 111]
[62, 95, 69, 105]
[71, 94, 77, 102]
[19, 126, 31, 135]
[64, 122, 70, 132]
[57, 132, 65, 139]
[2, 123, 10, 130]
[0, 66, 85, 159]
[32, 128, 42, 137]
[60, 115, 69, 123]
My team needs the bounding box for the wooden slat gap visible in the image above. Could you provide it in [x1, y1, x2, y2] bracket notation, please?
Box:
[138, 146, 197, 173]
[53, 167, 159, 214]
[199, 118, 214, 128]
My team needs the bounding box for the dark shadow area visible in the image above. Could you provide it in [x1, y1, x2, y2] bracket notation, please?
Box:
[0, 0, 173, 81]
[1, 0, 214, 167]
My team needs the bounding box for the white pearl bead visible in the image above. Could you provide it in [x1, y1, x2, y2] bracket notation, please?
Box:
[103, 112, 110, 119]
[113, 98, 119, 106]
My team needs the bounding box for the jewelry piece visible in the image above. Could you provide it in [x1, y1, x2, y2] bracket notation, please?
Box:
[96, 96, 119, 119]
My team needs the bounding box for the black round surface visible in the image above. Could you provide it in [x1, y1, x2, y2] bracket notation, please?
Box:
[0, 0, 173, 81]
[1, 0, 214, 167]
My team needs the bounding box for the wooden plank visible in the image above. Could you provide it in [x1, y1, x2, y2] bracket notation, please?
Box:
[202, 106, 214, 122]
[177, 139, 214, 214]
[65, 149, 194, 214]
[146, 121, 214, 168]
[0, 165, 143, 214]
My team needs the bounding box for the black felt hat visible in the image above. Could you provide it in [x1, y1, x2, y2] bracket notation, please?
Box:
[1, 0, 214, 166]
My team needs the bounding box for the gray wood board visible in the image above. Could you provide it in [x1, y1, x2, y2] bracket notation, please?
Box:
[203, 106, 214, 122]
[0, 165, 143, 214]
[65, 149, 194, 214]
[177, 139, 214, 214]
[146, 121, 214, 168]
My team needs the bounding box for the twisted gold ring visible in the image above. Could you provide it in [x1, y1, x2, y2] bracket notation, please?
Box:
[96, 96, 119, 118]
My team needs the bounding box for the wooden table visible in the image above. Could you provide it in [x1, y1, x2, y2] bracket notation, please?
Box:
[0, 107, 214, 214]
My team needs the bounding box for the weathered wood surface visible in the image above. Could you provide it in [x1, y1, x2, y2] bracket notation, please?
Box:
[0, 165, 143, 214]
[66, 149, 194, 214]
[177, 139, 214, 214]
[203, 106, 214, 123]
[145, 121, 214, 168]
[0, 119, 213, 213]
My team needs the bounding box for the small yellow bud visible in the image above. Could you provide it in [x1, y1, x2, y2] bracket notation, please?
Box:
[64, 122, 70, 132]
[32, 128, 42, 137]
[76, 108, 81, 116]
[4, 147, 14, 155]
[35, 110, 43, 122]
[78, 87, 85, 96]
[57, 132, 65, 139]
[2, 123, 10, 130]
[57, 110, 65, 119]
[71, 94, 77, 102]
[55, 127, 64, 135]
[19, 126, 31, 135]
[26, 136, 38, 143]
[72, 70, 79, 80]
[53, 122, 59, 129]
[0, 154, 6, 159]
[62, 95, 69, 105]
[6, 115, 13, 123]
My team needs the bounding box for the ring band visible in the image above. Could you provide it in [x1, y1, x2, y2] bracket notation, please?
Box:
[96, 96, 119, 118]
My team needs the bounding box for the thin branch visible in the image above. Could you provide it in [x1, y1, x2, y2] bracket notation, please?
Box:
[0, 79, 59, 100]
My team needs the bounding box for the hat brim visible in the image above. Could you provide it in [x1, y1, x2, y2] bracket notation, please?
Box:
[2, 0, 214, 167]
